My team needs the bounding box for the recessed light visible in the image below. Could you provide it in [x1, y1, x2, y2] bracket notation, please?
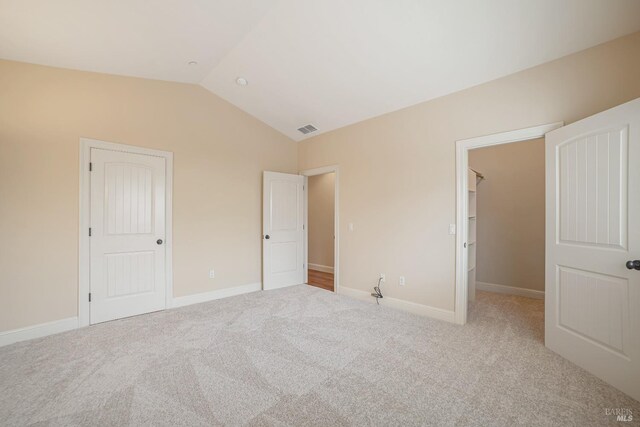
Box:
[236, 77, 248, 86]
[187, 61, 198, 66]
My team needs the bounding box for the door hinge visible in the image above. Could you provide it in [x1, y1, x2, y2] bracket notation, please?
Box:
[88, 292, 92, 302]
[303, 224, 305, 230]
[89, 227, 92, 237]
[89, 162, 93, 172]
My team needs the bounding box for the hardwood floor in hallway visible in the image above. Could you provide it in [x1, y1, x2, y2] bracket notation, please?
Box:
[307, 269, 334, 292]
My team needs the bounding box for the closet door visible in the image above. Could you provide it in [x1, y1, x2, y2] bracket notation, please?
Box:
[545, 97, 640, 401]
[90, 148, 167, 324]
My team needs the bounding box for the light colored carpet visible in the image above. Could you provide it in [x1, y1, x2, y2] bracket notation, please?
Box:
[0, 286, 638, 426]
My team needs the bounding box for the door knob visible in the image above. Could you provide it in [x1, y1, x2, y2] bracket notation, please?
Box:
[264, 235, 270, 240]
[157, 239, 163, 245]
[626, 260, 640, 270]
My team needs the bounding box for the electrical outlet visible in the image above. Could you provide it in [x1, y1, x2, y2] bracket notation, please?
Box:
[209, 269, 215, 279]
[348, 223, 354, 232]
[399, 276, 405, 286]
[449, 224, 456, 235]
[379, 273, 385, 282]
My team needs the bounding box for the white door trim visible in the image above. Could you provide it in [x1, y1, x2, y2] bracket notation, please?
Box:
[300, 165, 340, 294]
[79, 138, 173, 327]
[454, 123, 562, 325]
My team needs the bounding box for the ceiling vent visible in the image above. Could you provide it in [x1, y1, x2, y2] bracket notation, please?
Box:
[297, 124, 318, 135]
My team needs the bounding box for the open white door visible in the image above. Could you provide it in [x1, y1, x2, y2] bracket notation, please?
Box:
[546, 98, 640, 401]
[263, 171, 305, 290]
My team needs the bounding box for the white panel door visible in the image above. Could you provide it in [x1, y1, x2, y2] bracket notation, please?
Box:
[263, 171, 305, 290]
[90, 148, 166, 324]
[546, 98, 640, 401]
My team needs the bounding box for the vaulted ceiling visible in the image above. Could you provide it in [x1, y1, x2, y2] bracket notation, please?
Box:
[2, 0, 640, 140]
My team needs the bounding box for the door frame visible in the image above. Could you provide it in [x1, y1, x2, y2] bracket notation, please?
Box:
[300, 165, 340, 293]
[454, 123, 562, 325]
[78, 138, 174, 327]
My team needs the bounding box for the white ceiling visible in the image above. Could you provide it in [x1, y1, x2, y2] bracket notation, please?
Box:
[2, 1, 640, 141]
[0, 0, 276, 83]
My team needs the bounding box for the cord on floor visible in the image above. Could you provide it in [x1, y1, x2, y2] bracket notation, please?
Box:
[371, 277, 383, 304]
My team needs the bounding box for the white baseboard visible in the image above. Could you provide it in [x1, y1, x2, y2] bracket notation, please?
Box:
[0, 317, 79, 347]
[476, 281, 545, 299]
[0, 283, 263, 347]
[339, 286, 455, 323]
[308, 263, 334, 274]
[172, 282, 262, 308]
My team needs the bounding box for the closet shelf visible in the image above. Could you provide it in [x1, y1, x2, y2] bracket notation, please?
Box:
[467, 167, 480, 303]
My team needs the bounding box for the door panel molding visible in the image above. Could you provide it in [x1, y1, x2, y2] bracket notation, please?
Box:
[79, 138, 173, 327]
[556, 125, 628, 250]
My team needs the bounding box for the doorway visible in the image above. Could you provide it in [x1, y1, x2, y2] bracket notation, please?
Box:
[306, 172, 335, 291]
[454, 123, 562, 325]
[301, 166, 339, 293]
[455, 98, 640, 402]
[262, 167, 339, 292]
[467, 138, 546, 304]
[79, 138, 174, 326]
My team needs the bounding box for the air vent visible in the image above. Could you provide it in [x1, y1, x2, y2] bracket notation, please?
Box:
[297, 124, 318, 135]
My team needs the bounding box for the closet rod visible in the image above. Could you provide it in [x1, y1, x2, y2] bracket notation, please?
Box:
[469, 167, 486, 181]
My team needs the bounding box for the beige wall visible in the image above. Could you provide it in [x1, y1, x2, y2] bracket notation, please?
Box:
[469, 139, 545, 292]
[298, 31, 640, 312]
[0, 60, 297, 332]
[2, 31, 640, 332]
[308, 173, 335, 268]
